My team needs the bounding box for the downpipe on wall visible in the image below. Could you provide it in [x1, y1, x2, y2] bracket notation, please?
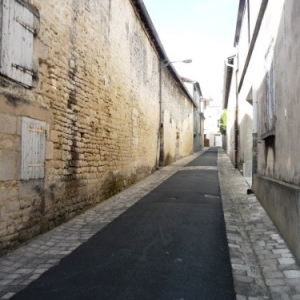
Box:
[252, 88, 258, 179]
[156, 59, 165, 169]
[224, 56, 238, 168]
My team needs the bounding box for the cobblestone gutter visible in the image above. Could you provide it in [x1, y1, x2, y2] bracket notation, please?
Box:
[1, 149, 299, 299]
[218, 150, 300, 300]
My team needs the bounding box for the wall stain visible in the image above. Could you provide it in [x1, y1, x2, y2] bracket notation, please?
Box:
[164, 153, 173, 166]
[4, 93, 30, 107]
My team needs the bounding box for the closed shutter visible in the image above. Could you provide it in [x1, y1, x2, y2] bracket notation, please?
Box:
[21, 117, 46, 180]
[1, 0, 34, 86]
[264, 44, 276, 132]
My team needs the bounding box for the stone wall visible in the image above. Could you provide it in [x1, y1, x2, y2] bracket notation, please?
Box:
[161, 71, 194, 165]
[0, 0, 194, 254]
[253, 0, 300, 261]
[234, 0, 300, 261]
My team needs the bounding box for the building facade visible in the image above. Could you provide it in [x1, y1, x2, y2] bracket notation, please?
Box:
[181, 77, 204, 152]
[224, 0, 300, 261]
[203, 99, 222, 147]
[0, 0, 194, 253]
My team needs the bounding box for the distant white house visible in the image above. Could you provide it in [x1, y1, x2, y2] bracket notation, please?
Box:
[203, 99, 222, 147]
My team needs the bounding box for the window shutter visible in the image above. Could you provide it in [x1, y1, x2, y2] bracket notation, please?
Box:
[1, 0, 34, 86]
[21, 117, 46, 180]
[264, 44, 276, 132]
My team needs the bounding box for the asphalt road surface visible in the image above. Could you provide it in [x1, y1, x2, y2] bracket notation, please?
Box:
[12, 147, 235, 300]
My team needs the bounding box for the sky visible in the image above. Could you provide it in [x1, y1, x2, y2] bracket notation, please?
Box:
[143, 0, 239, 104]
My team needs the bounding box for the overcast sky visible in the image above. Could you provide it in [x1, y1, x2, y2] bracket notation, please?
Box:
[143, 0, 239, 103]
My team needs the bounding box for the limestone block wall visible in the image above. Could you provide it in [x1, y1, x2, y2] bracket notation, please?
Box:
[0, 0, 178, 253]
[161, 71, 194, 165]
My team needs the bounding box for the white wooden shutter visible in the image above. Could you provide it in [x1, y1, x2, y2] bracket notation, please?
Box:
[21, 117, 46, 180]
[264, 44, 276, 132]
[1, 0, 34, 86]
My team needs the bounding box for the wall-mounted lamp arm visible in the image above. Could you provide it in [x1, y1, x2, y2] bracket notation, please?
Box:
[161, 59, 192, 69]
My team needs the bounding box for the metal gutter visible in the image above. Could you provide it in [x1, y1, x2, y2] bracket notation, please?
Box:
[234, 0, 246, 47]
[129, 0, 196, 107]
[194, 82, 202, 98]
[223, 56, 235, 109]
[181, 76, 203, 99]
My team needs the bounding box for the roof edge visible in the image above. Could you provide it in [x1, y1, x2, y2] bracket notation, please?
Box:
[223, 56, 235, 109]
[234, 0, 246, 46]
[129, 0, 196, 106]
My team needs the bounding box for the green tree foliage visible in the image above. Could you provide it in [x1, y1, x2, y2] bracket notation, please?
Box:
[219, 110, 227, 135]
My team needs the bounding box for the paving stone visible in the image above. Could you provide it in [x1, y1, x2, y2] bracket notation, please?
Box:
[265, 278, 285, 286]
[279, 258, 296, 265]
[232, 264, 251, 272]
[295, 286, 300, 293]
[272, 249, 290, 254]
[282, 253, 294, 258]
[264, 271, 284, 279]
[218, 150, 300, 300]
[1, 292, 16, 299]
[234, 274, 254, 283]
[284, 270, 300, 279]
[14, 269, 33, 275]
[279, 265, 299, 271]
[271, 294, 291, 300]
[261, 259, 279, 266]
[269, 286, 291, 293]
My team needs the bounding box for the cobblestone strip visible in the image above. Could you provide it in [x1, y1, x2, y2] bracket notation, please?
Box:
[0, 151, 204, 299]
[218, 150, 300, 300]
[181, 166, 218, 171]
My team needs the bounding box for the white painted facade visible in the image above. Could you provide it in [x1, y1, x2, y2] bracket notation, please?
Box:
[203, 100, 222, 147]
[224, 0, 300, 262]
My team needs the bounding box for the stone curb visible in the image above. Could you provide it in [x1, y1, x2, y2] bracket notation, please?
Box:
[218, 150, 300, 300]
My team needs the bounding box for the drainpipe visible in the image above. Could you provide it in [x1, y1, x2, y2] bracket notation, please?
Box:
[199, 97, 202, 150]
[224, 57, 238, 168]
[225, 61, 234, 68]
[234, 68, 239, 169]
[156, 59, 164, 169]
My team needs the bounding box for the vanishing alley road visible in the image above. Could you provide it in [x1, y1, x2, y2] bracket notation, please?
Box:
[10, 147, 236, 300]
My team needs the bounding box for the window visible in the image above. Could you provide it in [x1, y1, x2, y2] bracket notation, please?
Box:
[21, 117, 46, 180]
[0, 0, 37, 86]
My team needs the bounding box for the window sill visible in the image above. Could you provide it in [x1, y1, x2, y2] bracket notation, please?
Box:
[261, 129, 276, 140]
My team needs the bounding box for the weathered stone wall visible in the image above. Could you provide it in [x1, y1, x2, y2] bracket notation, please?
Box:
[253, 0, 300, 262]
[225, 72, 236, 166]
[0, 0, 193, 254]
[161, 71, 194, 165]
[236, 0, 300, 261]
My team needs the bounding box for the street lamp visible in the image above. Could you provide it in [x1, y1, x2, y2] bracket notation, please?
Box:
[161, 59, 192, 69]
[157, 58, 192, 169]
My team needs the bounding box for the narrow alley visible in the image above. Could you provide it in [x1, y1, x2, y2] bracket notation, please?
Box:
[2, 0, 300, 299]
[1, 148, 299, 300]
